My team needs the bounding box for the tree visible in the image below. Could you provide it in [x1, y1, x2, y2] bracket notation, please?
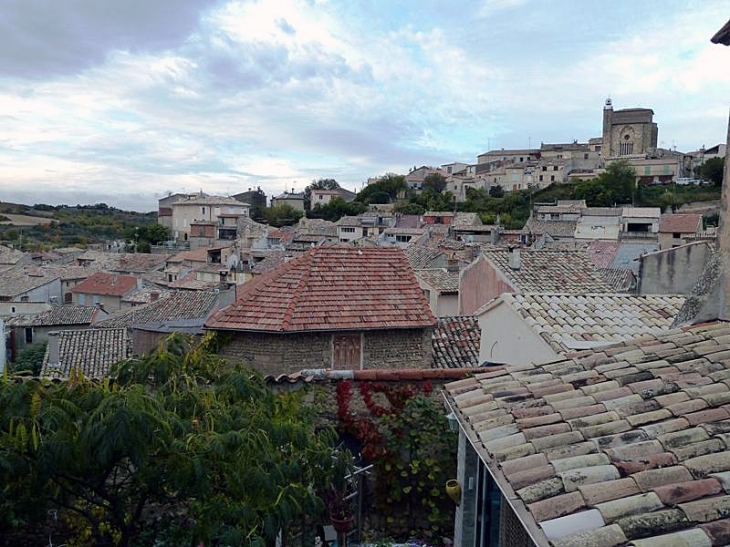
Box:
[422, 173, 447, 194]
[304, 178, 340, 210]
[573, 160, 635, 207]
[700, 157, 725, 186]
[0, 334, 352, 546]
[260, 204, 304, 227]
[9, 343, 47, 376]
[307, 197, 367, 222]
[356, 174, 407, 204]
[123, 223, 170, 252]
[488, 185, 504, 198]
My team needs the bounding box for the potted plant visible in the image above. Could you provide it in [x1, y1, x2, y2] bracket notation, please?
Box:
[325, 484, 355, 533]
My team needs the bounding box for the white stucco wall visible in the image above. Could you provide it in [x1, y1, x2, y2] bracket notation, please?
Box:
[477, 301, 559, 365]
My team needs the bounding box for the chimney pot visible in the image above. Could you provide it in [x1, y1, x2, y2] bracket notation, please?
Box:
[150, 291, 159, 302]
[508, 247, 521, 270]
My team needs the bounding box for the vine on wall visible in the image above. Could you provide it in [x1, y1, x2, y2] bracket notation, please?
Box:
[336, 380, 456, 535]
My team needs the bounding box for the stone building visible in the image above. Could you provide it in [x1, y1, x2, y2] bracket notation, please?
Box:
[601, 98, 658, 158]
[205, 246, 436, 374]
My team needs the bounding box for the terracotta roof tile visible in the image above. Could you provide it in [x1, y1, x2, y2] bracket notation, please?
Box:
[658, 214, 703, 234]
[206, 246, 435, 332]
[41, 328, 129, 379]
[445, 321, 730, 545]
[70, 271, 138, 297]
[432, 316, 480, 368]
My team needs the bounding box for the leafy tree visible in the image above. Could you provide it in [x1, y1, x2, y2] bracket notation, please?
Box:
[9, 343, 47, 376]
[488, 185, 504, 198]
[700, 157, 725, 186]
[0, 334, 352, 546]
[307, 197, 367, 222]
[422, 173, 447, 194]
[260, 204, 304, 227]
[123, 223, 170, 253]
[573, 160, 635, 207]
[304, 178, 340, 210]
[356, 174, 407, 204]
[393, 202, 426, 215]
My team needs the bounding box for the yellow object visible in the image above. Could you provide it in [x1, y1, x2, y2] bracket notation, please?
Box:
[446, 479, 462, 505]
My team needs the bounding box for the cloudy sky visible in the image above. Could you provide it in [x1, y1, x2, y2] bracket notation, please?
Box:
[0, 0, 728, 211]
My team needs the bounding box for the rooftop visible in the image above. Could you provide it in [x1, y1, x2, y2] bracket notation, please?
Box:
[0, 266, 60, 298]
[432, 316, 480, 369]
[493, 293, 686, 354]
[659, 214, 703, 234]
[523, 219, 577, 238]
[42, 328, 129, 379]
[482, 249, 614, 294]
[96, 290, 218, 328]
[446, 321, 730, 547]
[5, 305, 99, 327]
[70, 271, 138, 297]
[415, 268, 460, 293]
[205, 246, 436, 333]
[405, 246, 444, 270]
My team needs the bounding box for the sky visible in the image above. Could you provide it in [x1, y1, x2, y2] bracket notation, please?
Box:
[0, 0, 728, 211]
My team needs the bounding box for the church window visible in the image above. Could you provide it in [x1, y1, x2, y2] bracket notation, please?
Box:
[620, 134, 634, 156]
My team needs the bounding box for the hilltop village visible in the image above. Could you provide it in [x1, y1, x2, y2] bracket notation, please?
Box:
[3, 53, 730, 547]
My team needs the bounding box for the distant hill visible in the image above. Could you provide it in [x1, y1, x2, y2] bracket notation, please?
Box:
[0, 202, 160, 251]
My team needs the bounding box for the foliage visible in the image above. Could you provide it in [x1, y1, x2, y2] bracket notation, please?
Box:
[422, 173, 447, 194]
[0, 333, 351, 546]
[9, 342, 47, 376]
[393, 202, 426, 215]
[356, 174, 408, 205]
[122, 223, 170, 253]
[260, 204, 304, 227]
[573, 160, 636, 206]
[336, 381, 456, 535]
[700, 157, 725, 186]
[307, 197, 367, 222]
[409, 189, 456, 213]
[0, 203, 159, 251]
[304, 178, 340, 210]
[488, 185, 504, 198]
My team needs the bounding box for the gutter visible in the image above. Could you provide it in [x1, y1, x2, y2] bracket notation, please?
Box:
[442, 392, 550, 547]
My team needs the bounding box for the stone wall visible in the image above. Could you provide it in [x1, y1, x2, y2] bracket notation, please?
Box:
[459, 255, 514, 315]
[217, 328, 433, 375]
[638, 242, 712, 295]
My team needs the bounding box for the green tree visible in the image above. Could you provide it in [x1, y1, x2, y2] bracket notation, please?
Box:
[261, 204, 304, 227]
[488, 185, 504, 198]
[356, 174, 407, 204]
[9, 343, 47, 376]
[0, 334, 351, 546]
[573, 160, 636, 206]
[700, 157, 725, 186]
[422, 173, 447, 194]
[307, 197, 367, 222]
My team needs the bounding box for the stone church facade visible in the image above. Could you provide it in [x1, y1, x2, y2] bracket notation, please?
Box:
[601, 98, 658, 157]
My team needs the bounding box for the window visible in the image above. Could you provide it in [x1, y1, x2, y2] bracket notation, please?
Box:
[25, 328, 33, 344]
[557, 154, 563, 159]
[341, 227, 356, 233]
[644, 166, 651, 175]
[20, 296, 29, 302]
[663, 165, 671, 175]
[319, 195, 323, 200]
[201, 207, 206, 215]
[584, 153, 589, 159]
[539, 175, 544, 182]
[553, 166, 558, 171]
[673, 232, 681, 238]
[620, 135, 634, 155]
[332, 334, 361, 370]
[542, 166, 547, 172]
[64, 292, 72, 304]
[79, 293, 86, 305]
[551, 175, 555, 182]
[395, 235, 411, 243]
[513, 184, 518, 191]
[596, 145, 602, 152]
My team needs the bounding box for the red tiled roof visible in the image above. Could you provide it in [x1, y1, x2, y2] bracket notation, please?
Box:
[70, 271, 137, 297]
[659, 214, 702, 234]
[206, 245, 437, 332]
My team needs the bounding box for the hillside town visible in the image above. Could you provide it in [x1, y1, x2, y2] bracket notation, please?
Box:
[1, 12, 730, 547]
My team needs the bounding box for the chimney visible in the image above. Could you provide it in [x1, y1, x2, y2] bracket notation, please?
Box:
[150, 291, 159, 302]
[508, 247, 521, 270]
[47, 331, 60, 366]
[446, 258, 459, 272]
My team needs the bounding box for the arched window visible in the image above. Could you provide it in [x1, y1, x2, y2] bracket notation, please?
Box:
[620, 134, 634, 155]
